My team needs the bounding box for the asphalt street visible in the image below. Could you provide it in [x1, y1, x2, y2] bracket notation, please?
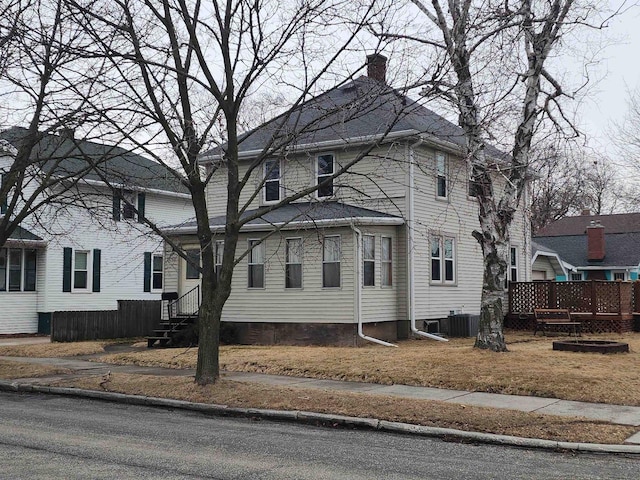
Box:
[0, 392, 637, 479]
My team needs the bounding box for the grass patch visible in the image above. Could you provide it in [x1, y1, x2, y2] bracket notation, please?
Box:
[97, 331, 640, 406]
[0, 360, 68, 379]
[0, 338, 136, 358]
[51, 373, 635, 445]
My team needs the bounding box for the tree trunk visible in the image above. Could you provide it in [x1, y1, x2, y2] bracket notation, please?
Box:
[195, 275, 219, 385]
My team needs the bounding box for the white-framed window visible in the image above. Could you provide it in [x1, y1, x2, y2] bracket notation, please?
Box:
[73, 250, 90, 290]
[0, 248, 36, 292]
[215, 240, 224, 282]
[263, 159, 281, 203]
[431, 235, 455, 284]
[381, 236, 392, 287]
[363, 235, 375, 287]
[435, 151, 447, 198]
[612, 271, 627, 281]
[113, 190, 145, 222]
[185, 249, 200, 279]
[248, 239, 265, 288]
[570, 272, 584, 281]
[316, 153, 334, 198]
[509, 246, 518, 282]
[285, 238, 303, 289]
[322, 235, 341, 287]
[152, 254, 163, 290]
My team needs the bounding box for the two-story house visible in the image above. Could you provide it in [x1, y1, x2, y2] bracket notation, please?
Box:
[0, 127, 194, 335]
[162, 54, 531, 346]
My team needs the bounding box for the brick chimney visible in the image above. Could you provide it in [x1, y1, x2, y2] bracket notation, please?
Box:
[366, 53, 387, 83]
[581, 208, 591, 216]
[586, 220, 605, 261]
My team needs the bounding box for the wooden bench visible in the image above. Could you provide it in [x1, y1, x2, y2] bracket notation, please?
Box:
[533, 308, 582, 337]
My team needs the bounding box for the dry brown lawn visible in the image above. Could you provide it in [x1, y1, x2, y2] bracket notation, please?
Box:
[0, 360, 68, 379]
[51, 372, 635, 444]
[96, 331, 640, 406]
[0, 339, 134, 358]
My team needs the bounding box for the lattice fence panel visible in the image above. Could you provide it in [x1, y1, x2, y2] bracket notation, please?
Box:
[619, 282, 633, 314]
[594, 281, 620, 313]
[509, 282, 550, 313]
[555, 282, 591, 312]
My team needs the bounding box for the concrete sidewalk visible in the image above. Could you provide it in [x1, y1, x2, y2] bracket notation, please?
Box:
[3, 353, 640, 445]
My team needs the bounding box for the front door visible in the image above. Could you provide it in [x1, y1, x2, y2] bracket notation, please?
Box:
[179, 247, 201, 307]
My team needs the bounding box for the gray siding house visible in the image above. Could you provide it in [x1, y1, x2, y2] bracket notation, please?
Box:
[162, 55, 531, 345]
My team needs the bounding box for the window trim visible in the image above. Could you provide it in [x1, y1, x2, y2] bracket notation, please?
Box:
[322, 235, 341, 288]
[285, 237, 303, 289]
[262, 159, 282, 205]
[381, 236, 393, 288]
[72, 250, 91, 292]
[570, 272, 584, 281]
[247, 239, 265, 289]
[0, 248, 37, 293]
[185, 248, 200, 280]
[8, 248, 22, 292]
[435, 151, 448, 200]
[612, 270, 627, 281]
[430, 235, 456, 285]
[151, 254, 163, 291]
[316, 153, 335, 199]
[362, 234, 375, 287]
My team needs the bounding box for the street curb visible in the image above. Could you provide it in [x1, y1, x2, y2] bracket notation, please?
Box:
[1, 380, 639, 455]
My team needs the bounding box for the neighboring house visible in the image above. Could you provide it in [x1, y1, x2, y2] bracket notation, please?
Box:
[531, 241, 567, 280]
[162, 54, 531, 345]
[534, 211, 640, 281]
[0, 128, 194, 335]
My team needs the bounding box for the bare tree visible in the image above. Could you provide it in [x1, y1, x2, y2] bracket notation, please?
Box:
[69, 0, 400, 384]
[390, 0, 614, 351]
[0, 0, 113, 248]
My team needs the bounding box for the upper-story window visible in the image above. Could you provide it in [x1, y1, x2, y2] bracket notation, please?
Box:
[468, 165, 481, 198]
[263, 159, 281, 203]
[317, 154, 334, 198]
[435, 152, 447, 199]
[113, 190, 146, 222]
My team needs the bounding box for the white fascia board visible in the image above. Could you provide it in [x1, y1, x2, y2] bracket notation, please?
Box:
[60, 176, 191, 199]
[4, 238, 48, 248]
[199, 130, 421, 163]
[163, 216, 405, 235]
[577, 265, 638, 271]
[532, 250, 568, 277]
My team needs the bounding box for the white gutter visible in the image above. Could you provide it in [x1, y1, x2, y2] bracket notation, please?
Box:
[351, 224, 397, 347]
[408, 139, 448, 342]
[61, 176, 192, 200]
[4, 238, 48, 248]
[163, 216, 405, 235]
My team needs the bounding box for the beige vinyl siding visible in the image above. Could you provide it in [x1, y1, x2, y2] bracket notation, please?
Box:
[532, 256, 558, 279]
[411, 145, 530, 319]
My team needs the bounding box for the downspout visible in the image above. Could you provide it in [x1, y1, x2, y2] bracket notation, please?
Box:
[408, 138, 448, 342]
[352, 224, 397, 347]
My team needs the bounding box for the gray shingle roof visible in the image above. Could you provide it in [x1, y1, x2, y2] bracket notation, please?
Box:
[536, 213, 640, 236]
[8, 225, 43, 242]
[173, 201, 403, 232]
[205, 76, 505, 159]
[0, 127, 188, 194]
[534, 233, 640, 267]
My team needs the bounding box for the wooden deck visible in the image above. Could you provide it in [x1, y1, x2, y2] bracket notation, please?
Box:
[506, 280, 638, 333]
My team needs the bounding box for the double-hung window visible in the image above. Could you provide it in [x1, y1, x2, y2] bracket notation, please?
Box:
[152, 254, 163, 290]
[185, 249, 200, 279]
[381, 237, 392, 287]
[248, 240, 265, 288]
[285, 238, 302, 289]
[0, 248, 36, 292]
[431, 236, 455, 284]
[363, 235, 375, 286]
[215, 240, 224, 282]
[509, 247, 518, 282]
[263, 159, 281, 203]
[317, 154, 334, 198]
[322, 236, 340, 287]
[8, 248, 22, 291]
[74, 251, 89, 290]
[435, 152, 447, 198]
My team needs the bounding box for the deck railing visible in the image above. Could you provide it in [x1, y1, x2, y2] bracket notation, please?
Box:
[508, 280, 634, 315]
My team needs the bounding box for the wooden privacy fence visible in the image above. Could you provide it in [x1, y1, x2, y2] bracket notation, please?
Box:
[52, 300, 161, 342]
[508, 280, 634, 315]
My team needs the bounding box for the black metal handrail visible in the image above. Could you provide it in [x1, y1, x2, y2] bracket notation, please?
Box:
[167, 285, 200, 319]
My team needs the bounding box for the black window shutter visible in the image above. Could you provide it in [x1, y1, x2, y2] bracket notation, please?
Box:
[143, 252, 151, 292]
[112, 191, 121, 221]
[137, 192, 146, 223]
[62, 247, 72, 292]
[92, 249, 101, 292]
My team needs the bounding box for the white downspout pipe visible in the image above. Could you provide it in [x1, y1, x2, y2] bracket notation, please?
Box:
[408, 138, 448, 342]
[352, 224, 397, 347]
